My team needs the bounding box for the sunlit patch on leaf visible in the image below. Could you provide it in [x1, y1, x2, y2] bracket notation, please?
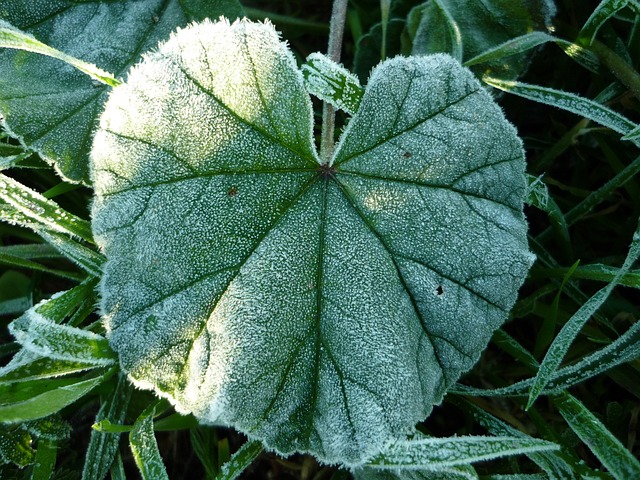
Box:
[92, 18, 532, 466]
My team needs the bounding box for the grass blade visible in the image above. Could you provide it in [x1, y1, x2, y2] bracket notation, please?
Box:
[579, 0, 630, 46]
[555, 393, 640, 479]
[484, 77, 638, 142]
[453, 318, 640, 397]
[0, 174, 93, 242]
[365, 436, 559, 470]
[32, 439, 57, 480]
[215, 440, 263, 480]
[9, 302, 116, 366]
[465, 32, 555, 67]
[0, 349, 100, 384]
[526, 222, 640, 409]
[538, 264, 640, 288]
[83, 373, 132, 480]
[0, 202, 104, 275]
[0, 371, 109, 423]
[0, 251, 84, 281]
[0, 20, 120, 87]
[130, 405, 169, 480]
[452, 398, 575, 479]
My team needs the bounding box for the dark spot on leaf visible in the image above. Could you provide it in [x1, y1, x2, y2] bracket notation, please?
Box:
[403, 151, 412, 158]
[227, 186, 238, 197]
[436, 286, 443, 296]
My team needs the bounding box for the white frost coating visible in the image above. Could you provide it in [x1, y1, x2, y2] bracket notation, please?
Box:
[302, 52, 364, 115]
[93, 19, 532, 467]
[9, 297, 115, 366]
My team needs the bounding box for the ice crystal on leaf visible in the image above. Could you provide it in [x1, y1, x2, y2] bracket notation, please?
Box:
[92, 18, 533, 466]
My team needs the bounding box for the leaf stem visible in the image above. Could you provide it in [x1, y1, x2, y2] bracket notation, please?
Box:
[321, 0, 349, 163]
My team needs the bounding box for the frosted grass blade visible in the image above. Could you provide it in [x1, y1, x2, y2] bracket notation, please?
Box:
[302, 53, 364, 115]
[214, 440, 263, 480]
[83, 373, 132, 480]
[9, 305, 116, 366]
[454, 398, 575, 479]
[0, 174, 93, 242]
[579, 0, 629, 46]
[0, 371, 108, 423]
[0, 20, 119, 87]
[526, 222, 640, 409]
[452, 318, 640, 397]
[130, 406, 169, 480]
[365, 436, 558, 469]
[0, 201, 104, 275]
[484, 77, 639, 143]
[0, 349, 100, 384]
[555, 393, 640, 479]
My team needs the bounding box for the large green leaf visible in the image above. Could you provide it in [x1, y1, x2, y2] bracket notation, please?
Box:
[92, 19, 532, 466]
[405, 0, 556, 80]
[0, 0, 244, 183]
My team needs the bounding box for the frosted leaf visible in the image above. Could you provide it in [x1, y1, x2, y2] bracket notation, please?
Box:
[302, 53, 364, 115]
[0, 0, 243, 183]
[406, 0, 556, 81]
[92, 19, 532, 466]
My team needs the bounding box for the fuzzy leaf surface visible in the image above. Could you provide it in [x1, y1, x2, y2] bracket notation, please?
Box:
[0, 0, 244, 183]
[92, 19, 532, 466]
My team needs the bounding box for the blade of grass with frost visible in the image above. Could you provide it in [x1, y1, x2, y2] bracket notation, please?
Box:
[83, 373, 132, 480]
[526, 222, 640, 409]
[302, 53, 364, 115]
[365, 436, 558, 469]
[130, 405, 169, 480]
[214, 440, 263, 480]
[452, 318, 640, 397]
[0, 201, 104, 275]
[452, 398, 575, 479]
[0, 371, 110, 423]
[484, 77, 640, 146]
[555, 393, 640, 479]
[34, 277, 98, 322]
[0, 351, 100, 384]
[0, 21, 119, 87]
[0, 174, 93, 242]
[9, 301, 116, 366]
[579, 0, 630, 46]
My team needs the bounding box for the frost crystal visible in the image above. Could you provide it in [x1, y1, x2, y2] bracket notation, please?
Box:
[92, 19, 533, 466]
